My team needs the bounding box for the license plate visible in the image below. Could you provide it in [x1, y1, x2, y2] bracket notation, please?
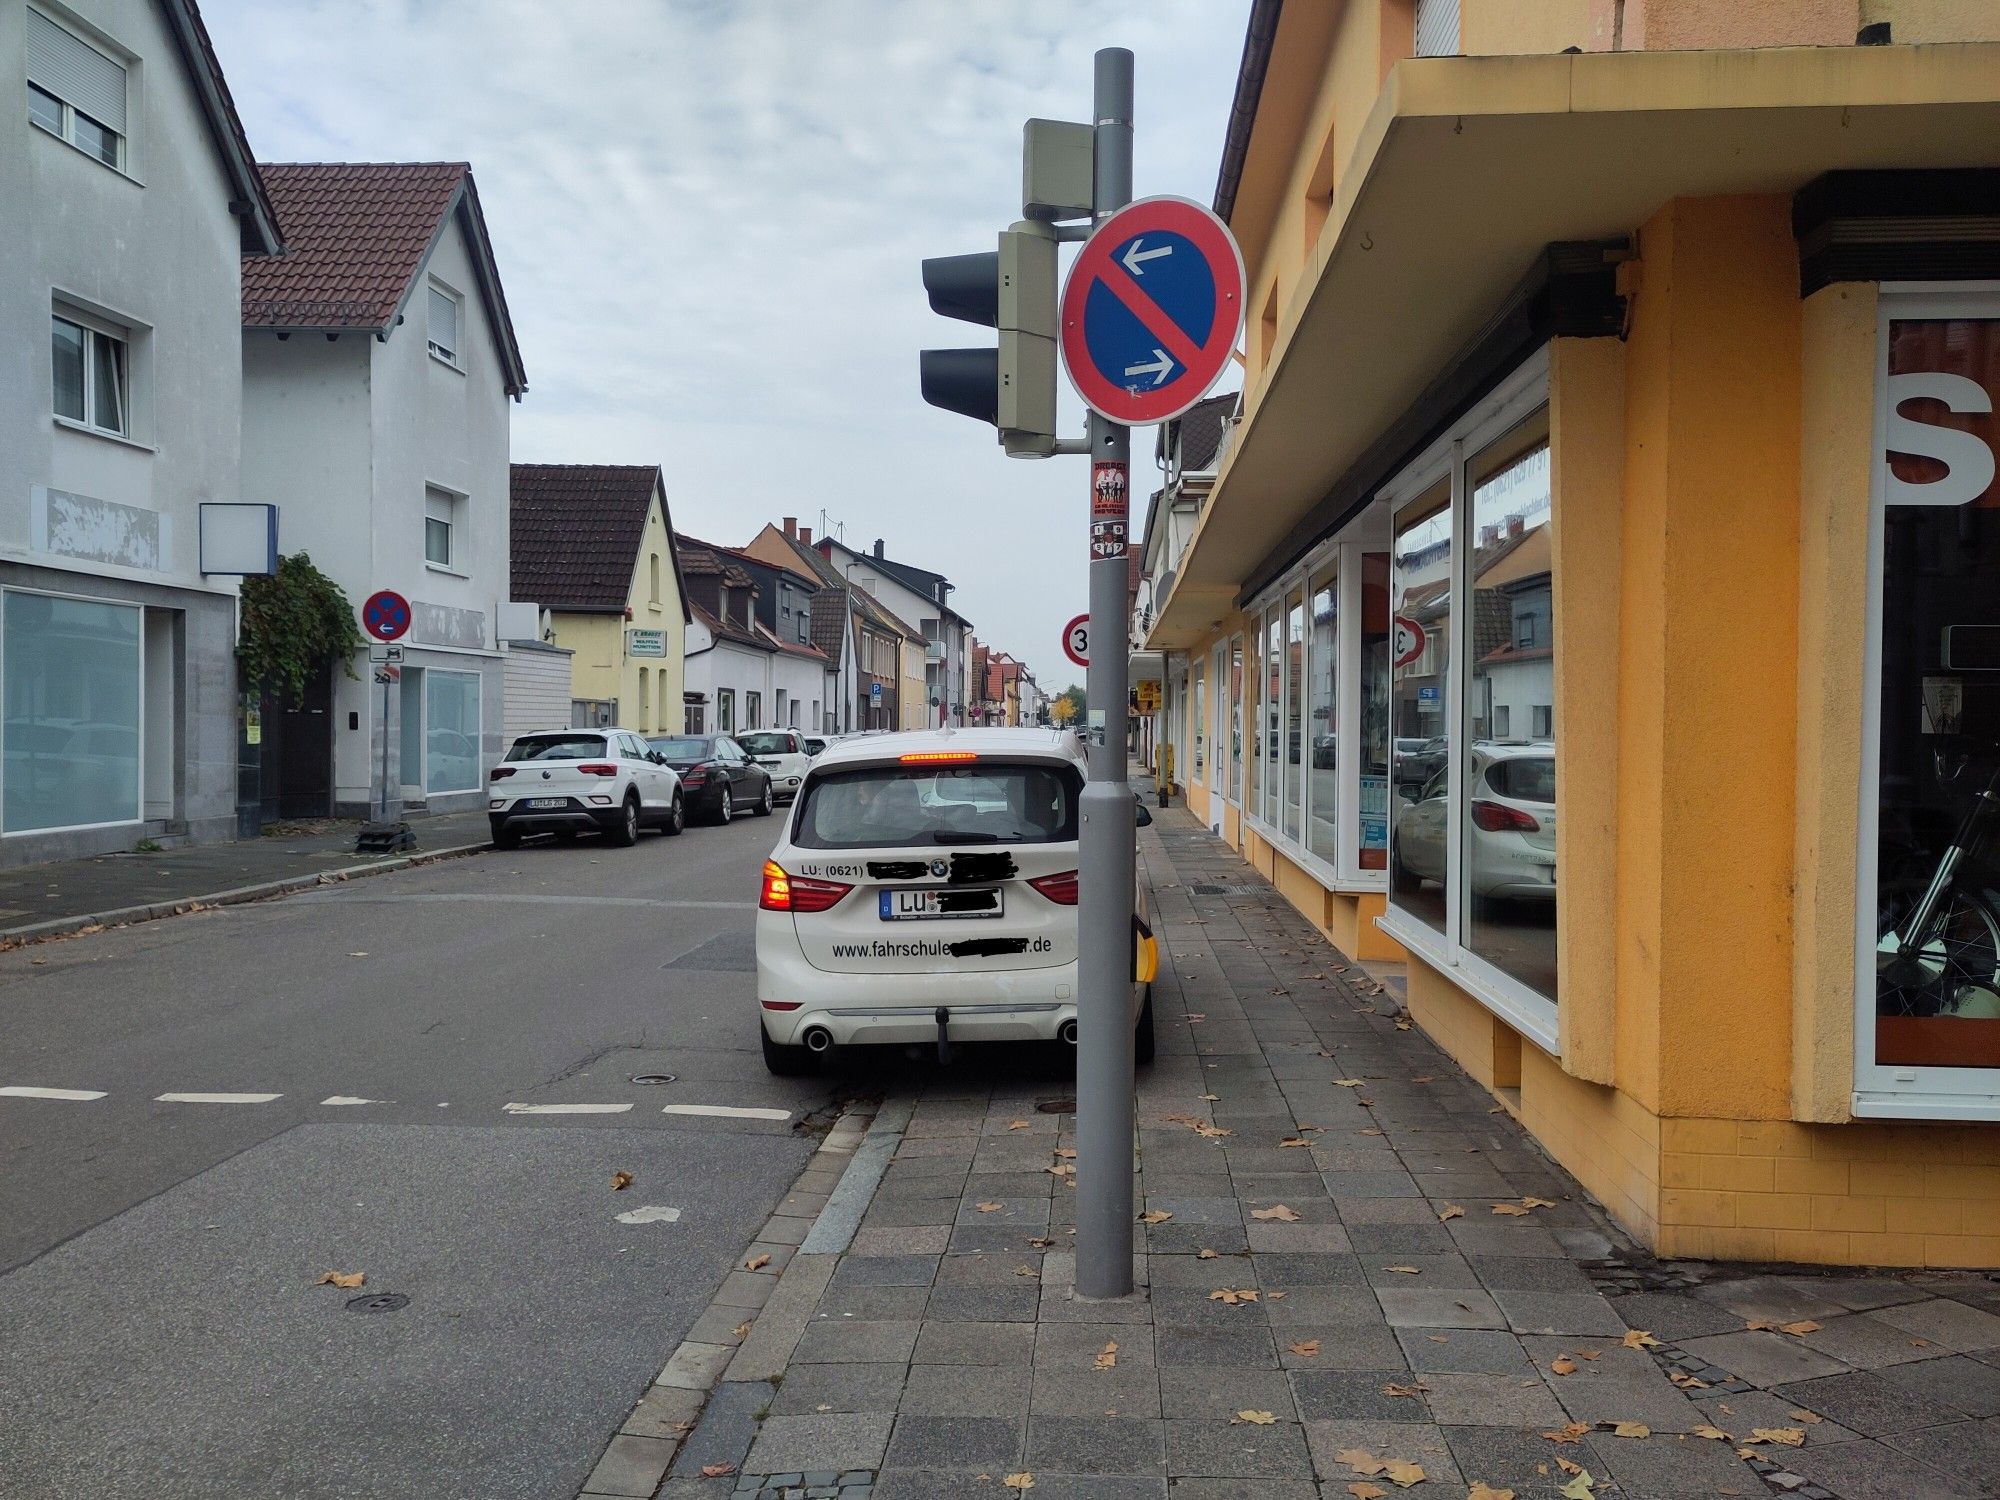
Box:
[879, 887, 1002, 921]
[526, 797, 567, 809]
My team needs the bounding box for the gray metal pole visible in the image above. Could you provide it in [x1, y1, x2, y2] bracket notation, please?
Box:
[1074, 45, 1136, 1302]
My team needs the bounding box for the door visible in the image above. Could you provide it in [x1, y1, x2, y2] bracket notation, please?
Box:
[261, 661, 333, 820]
[620, 733, 662, 812]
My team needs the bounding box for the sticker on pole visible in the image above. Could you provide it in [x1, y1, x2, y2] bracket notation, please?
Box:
[1060, 195, 1245, 426]
[1090, 459, 1129, 560]
[1063, 614, 1090, 669]
[362, 590, 411, 642]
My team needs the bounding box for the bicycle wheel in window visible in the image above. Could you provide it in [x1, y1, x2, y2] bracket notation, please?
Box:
[1877, 879, 2000, 1019]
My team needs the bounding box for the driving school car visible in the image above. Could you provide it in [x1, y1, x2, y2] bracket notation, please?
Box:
[755, 727, 1155, 1073]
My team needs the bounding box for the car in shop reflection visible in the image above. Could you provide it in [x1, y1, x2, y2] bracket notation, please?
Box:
[1392, 742, 1556, 900]
[1394, 736, 1449, 798]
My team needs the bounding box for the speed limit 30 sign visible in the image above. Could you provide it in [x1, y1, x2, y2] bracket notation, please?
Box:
[1063, 614, 1090, 669]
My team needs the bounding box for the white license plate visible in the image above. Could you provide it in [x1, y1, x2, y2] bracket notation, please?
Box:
[526, 797, 567, 809]
[879, 887, 1003, 921]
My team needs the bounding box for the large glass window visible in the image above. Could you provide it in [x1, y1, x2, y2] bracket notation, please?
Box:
[1246, 619, 1263, 813]
[1229, 635, 1244, 801]
[1263, 609, 1281, 826]
[424, 669, 481, 794]
[1283, 590, 1304, 841]
[1463, 412, 1556, 999]
[1358, 551, 1392, 870]
[3, 592, 141, 832]
[1306, 566, 1338, 864]
[1869, 312, 2000, 1084]
[1191, 659, 1206, 780]
[1390, 474, 1452, 935]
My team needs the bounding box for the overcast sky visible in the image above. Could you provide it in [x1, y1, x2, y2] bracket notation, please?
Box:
[206, 0, 1249, 692]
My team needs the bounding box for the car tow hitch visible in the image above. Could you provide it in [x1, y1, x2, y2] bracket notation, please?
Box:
[934, 1005, 953, 1066]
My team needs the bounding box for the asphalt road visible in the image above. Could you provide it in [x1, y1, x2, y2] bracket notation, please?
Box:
[0, 810, 856, 1500]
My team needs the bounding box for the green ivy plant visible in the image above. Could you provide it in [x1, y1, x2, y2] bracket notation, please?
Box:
[238, 553, 364, 707]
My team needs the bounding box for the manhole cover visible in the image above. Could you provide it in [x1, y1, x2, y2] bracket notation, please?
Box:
[1036, 1097, 1077, 1115]
[629, 1073, 677, 1085]
[1193, 883, 1227, 895]
[344, 1292, 410, 1314]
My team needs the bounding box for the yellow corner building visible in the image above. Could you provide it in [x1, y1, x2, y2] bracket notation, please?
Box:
[1145, 0, 2000, 1266]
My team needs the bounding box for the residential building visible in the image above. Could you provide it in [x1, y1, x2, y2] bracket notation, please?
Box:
[674, 535, 825, 736]
[1143, 0, 2000, 1266]
[740, 521, 846, 734]
[508, 464, 688, 735]
[717, 539, 827, 733]
[241, 161, 526, 818]
[3, 0, 281, 863]
[815, 533, 975, 727]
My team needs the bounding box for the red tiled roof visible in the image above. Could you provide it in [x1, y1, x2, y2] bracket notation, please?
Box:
[244, 162, 527, 393]
[510, 464, 687, 616]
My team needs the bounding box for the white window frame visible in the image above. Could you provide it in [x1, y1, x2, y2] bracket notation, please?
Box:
[1374, 348, 1557, 1054]
[424, 485, 463, 573]
[420, 667, 483, 796]
[25, 8, 130, 174]
[51, 305, 130, 438]
[427, 280, 463, 368]
[1853, 282, 2000, 1119]
[0, 585, 146, 835]
[1227, 631, 1245, 806]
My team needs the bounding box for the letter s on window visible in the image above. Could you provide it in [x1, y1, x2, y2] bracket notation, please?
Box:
[1886, 372, 1996, 507]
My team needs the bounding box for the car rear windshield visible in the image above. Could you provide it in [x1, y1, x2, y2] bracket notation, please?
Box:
[738, 732, 792, 756]
[794, 760, 1081, 850]
[505, 733, 604, 762]
[1486, 756, 1555, 802]
[647, 737, 711, 760]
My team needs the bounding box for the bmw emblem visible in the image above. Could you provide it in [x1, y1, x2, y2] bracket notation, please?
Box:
[928, 858, 949, 878]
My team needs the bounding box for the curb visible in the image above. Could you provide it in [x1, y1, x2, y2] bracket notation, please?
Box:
[577, 1099, 907, 1499]
[0, 839, 492, 950]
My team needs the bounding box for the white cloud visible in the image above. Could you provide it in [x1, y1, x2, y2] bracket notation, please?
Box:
[206, 0, 1250, 684]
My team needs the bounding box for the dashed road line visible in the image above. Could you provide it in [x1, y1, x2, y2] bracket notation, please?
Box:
[321, 1095, 388, 1106]
[0, 1085, 107, 1101]
[660, 1104, 792, 1121]
[501, 1101, 634, 1115]
[156, 1091, 282, 1104]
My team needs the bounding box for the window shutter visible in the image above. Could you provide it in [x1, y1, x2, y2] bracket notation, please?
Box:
[27, 11, 127, 132]
[1414, 0, 1460, 57]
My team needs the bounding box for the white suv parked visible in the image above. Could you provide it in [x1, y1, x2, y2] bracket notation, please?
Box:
[736, 729, 814, 803]
[755, 727, 1155, 1074]
[489, 728, 684, 848]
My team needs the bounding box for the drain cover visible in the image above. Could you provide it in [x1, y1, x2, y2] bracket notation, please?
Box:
[1036, 1097, 1077, 1115]
[344, 1292, 410, 1314]
[1193, 883, 1227, 895]
[629, 1073, 677, 1085]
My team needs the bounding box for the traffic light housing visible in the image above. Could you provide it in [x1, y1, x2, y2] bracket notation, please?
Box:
[920, 222, 1058, 457]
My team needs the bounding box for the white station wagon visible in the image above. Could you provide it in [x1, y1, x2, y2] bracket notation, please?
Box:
[755, 727, 1156, 1073]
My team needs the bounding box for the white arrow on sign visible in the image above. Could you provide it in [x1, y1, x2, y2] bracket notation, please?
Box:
[1120, 238, 1173, 275]
[1123, 349, 1174, 387]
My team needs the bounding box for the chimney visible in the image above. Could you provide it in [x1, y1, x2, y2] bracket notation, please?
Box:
[873, 538, 884, 559]
[799, 526, 812, 545]
[1506, 514, 1525, 538]
[783, 516, 797, 539]
[1479, 523, 1500, 545]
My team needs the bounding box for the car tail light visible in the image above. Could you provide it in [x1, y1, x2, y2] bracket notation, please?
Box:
[761, 860, 851, 913]
[681, 767, 707, 787]
[1470, 799, 1540, 833]
[899, 751, 978, 764]
[1029, 870, 1080, 905]
[760, 1000, 802, 1011]
[489, 766, 515, 780]
[578, 762, 618, 776]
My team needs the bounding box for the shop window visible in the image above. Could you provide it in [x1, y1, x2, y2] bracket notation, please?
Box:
[1390, 473, 1452, 937]
[2, 590, 141, 832]
[747, 690, 762, 730]
[1263, 609, 1281, 826]
[1283, 589, 1305, 842]
[1358, 551, 1392, 871]
[1862, 299, 2000, 1113]
[424, 670, 481, 794]
[1229, 635, 1245, 801]
[1192, 659, 1206, 778]
[1210, 641, 1228, 791]
[1307, 565, 1338, 865]
[1246, 618, 1263, 812]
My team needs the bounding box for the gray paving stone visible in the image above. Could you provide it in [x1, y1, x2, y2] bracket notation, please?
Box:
[1880, 1352, 2000, 1418]
[620, 1383, 706, 1439]
[1032, 1363, 1164, 1418]
[1444, 1222, 1567, 1258]
[1416, 1371, 1568, 1427]
[792, 1319, 922, 1365]
[1155, 1366, 1294, 1421]
[1693, 1388, 1863, 1447]
[1881, 1416, 2000, 1478]
[830, 1255, 941, 1289]
[1162, 1419, 1313, 1479]
[1465, 1254, 1597, 1294]
[925, 1282, 1042, 1323]
[814, 1284, 933, 1321]
[1253, 1253, 1368, 1288]
[1333, 1197, 1448, 1225]
[744, 1413, 895, 1478]
[669, 1379, 771, 1479]
[1374, 1286, 1506, 1330]
[956, 1195, 1051, 1227]
[900, 1362, 1034, 1416]
[1873, 1295, 2000, 1351]
[1601, 1289, 1745, 1341]
[1346, 1223, 1460, 1256]
[1797, 1309, 1953, 1369]
[1774, 1368, 1969, 1434]
[1581, 1427, 1764, 1496]
[882, 1413, 1025, 1470]
[1156, 1325, 1278, 1368]
[1360, 1253, 1482, 1288]
[1491, 1289, 1628, 1337]
[1288, 1368, 1429, 1421]
[1780, 1437, 1984, 1500]
[582, 1434, 677, 1497]
[1144, 1195, 1244, 1226]
[1318, 1170, 1423, 1198]
[1166, 1480, 1316, 1500]
[912, 1319, 1038, 1366]
[1303, 1418, 1464, 1488]
[1024, 1416, 1167, 1475]
[1675, 1329, 1853, 1389]
[1244, 1222, 1353, 1253]
[1272, 1323, 1404, 1370]
[1394, 1328, 1536, 1375]
[1791, 1275, 1932, 1313]
[1690, 1276, 1848, 1326]
[1441, 1422, 1598, 1496]
[768, 1361, 909, 1416]
[849, 1225, 953, 1256]
[1038, 1323, 1157, 1368]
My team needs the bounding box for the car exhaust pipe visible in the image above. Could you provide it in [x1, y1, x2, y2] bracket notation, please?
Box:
[1058, 1018, 1078, 1046]
[801, 1026, 834, 1054]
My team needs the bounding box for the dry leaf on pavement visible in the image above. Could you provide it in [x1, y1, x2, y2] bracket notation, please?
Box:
[1382, 1382, 1425, 1399]
[732, 1321, 752, 1339]
[1692, 1425, 1732, 1441]
[1522, 1196, 1556, 1209]
[1138, 1209, 1173, 1224]
[1381, 1460, 1425, 1487]
[1287, 1338, 1322, 1357]
[1209, 1287, 1259, 1305]
[316, 1271, 364, 1289]
[1750, 1428, 1806, 1447]
[1093, 1340, 1118, 1370]
[1346, 1487, 1387, 1500]
[1333, 1078, 1368, 1088]
[1610, 1422, 1650, 1439]
[1234, 1410, 1277, 1424]
[1336, 1448, 1386, 1476]
[1788, 1410, 1823, 1425]
[1554, 1457, 1583, 1474]
[1015, 1265, 1037, 1278]
[977, 1201, 1004, 1213]
[610, 1171, 634, 1191]
[1557, 1471, 1595, 1499]
[1003, 1474, 1034, 1491]
[744, 1253, 771, 1271]
[1250, 1204, 1301, 1221]
[1541, 1422, 1590, 1444]
[1197, 1248, 1220, 1259]
[1620, 1329, 1661, 1349]
[1279, 1136, 1312, 1148]
[1668, 1370, 1708, 1389]
[1468, 1485, 1516, 1500]
[700, 1464, 736, 1478]
[1550, 1355, 1578, 1376]
[1008, 1119, 1030, 1130]
[1491, 1203, 1531, 1217]
[1438, 1204, 1465, 1221]
[1384, 1264, 1422, 1274]
[1779, 1320, 1822, 1337]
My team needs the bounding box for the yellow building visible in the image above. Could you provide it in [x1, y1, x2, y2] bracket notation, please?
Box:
[1146, 1, 2000, 1266]
[509, 465, 689, 734]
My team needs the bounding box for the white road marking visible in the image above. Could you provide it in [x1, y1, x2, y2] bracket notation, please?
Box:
[156, 1092, 282, 1104]
[501, 1102, 633, 1115]
[0, 1085, 107, 1101]
[298, 892, 755, 910]
[660, 1104, 792, 1121]
[614, 1205, 683, 1225]
[321, 1096, 388, 1106]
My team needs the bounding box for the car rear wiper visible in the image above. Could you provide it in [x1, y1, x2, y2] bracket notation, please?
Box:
[930, 831, 1003, 844]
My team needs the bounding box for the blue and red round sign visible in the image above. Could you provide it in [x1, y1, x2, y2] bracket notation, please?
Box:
[361, 589, 411, 642]
[1059, 195, 1245, 427]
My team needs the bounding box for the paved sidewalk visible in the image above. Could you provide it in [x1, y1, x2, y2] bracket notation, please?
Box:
[0, 809, 491, 943]
[653, 805, 2000, 1500]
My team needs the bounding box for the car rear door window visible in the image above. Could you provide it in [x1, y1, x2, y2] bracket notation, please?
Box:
[506, 733, 604, 762]
[1487, 756, 1554, 801]
[795, 761, 1080, 849]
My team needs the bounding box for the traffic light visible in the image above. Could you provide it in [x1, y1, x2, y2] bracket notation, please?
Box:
[919, 221, 1058, 457]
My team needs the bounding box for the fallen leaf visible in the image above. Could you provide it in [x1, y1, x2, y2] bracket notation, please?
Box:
[1361, 1127, 1385, 1136]
[1573, 1349, 1600, 1361]
[1199, 1093, 1220, 1101]
[1138, 1209, 1173, 1224]
[1743, 1318, 1780, 1332]
[1382, 1382, 1425, 1399]
[1427, 1335, 1450, 1344]
[1193, 1122, 1232, 1138]
[1250, 1204, 1301, 1222]
[1492, 1203, 1531, 1217]
[1235, 1409, 1277, 1424]
[977, 1201, 1004, 1213]
[1522, 1196, 1556, 1209]
[1003, 1476, 1035, 1492]
[1384, 1264, 1422, 1275]
[1197, 1248, 1220, 1260]
[1279, 1136, 1313, 1148]
[816, 1404, 832, 1412]
[1412, 1075, 1435, 1085]
[1468, 1485, 1516, 1500]
[1008, 1119, 1030, 1130]
[316, 1271, 364, 1289]
[1550, 1356, 1578, 1376]
[1668, 1369, 1708, 1389]
[700, 1463, 736, 1478]
[1186, 1013, 1205, 1022]
[1028, 1237, 1055, 1249]
[1394, 1018, 1413, 1031]
[1346, 1487, 1387, 1500]
[348, 951, 369, 958]
[1333, 1078, 1368, 1088]
[1787, 1409, 1823, 1425]
[1779, 1320, 1821, 1338]
[1093, 1340, 1118, 1370]
[1558, 1470, 1595, 1499]
[1554, 1456, 1584, 1473]
[1621, 1329, 1661, 1349]
[1266, 1290, 1287, 1299]
[1750, 1427, 1806, 1448]
[610, 1170, 634, 1191]
[1055, 1147, 1077, 1159]
[1438, 1204, 1465, 1221]
[1336, 1448, 1386, 1476]
[1381, 1460, 1426, 1487]
[1287, 1338, 1322, 1357]
[1610, 1422, 1650, 1439]
[732, 1321, 752, 1339]
[1208, 1287, 1260, 1305]
[1692, 1425, 1732, 1441]
[744, 1253, 771, 1271]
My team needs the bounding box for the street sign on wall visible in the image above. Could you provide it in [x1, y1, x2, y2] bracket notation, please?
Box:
[361, 590, 411, 642]
[1063, 613, 1090, 668]
[628, 628, 667, 658]
[1059, 195, 1245, 426]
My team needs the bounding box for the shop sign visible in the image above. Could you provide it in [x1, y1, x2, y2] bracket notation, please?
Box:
[627, 628, 667, 658]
